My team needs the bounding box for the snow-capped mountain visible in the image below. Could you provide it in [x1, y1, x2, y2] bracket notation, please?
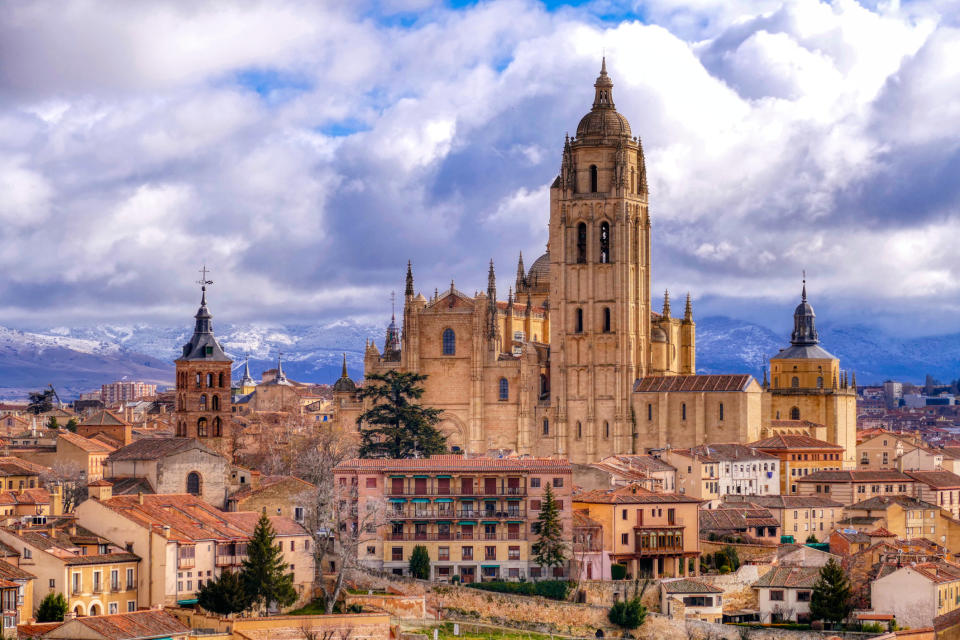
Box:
[1, 316, 958, 399]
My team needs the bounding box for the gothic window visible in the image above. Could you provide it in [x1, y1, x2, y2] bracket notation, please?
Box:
[599, 222, 610, 263]
[543, 419, 549, 436]
[198, 394, 207, 410]
[442, 328, 455, 355]
[576, 223, 587, 263]
[590, 165, 598, 192]
[195, 373, 202, 388]
[207, 373, 214, 387]
[213, 417, 222, 436]
[499, 378, 509, 401]
[211, 395, 220, 411]
[681, 403, 687, 421]
[817, 376, 823, 388]
[540, 374, 549, 398]
[187, 472, 201, 496]
[218, 372, 224, 388]
[577, 422, 582, 439]
[197, 418, 208, 437]
[575, 308, 583, 333]
[790, 407, 800, 420]
[791, 376, 799, 388]
[604, 421, 610, 439]
[602, 307, 611, 333]
[719, 403, 724, 421]
[631, 169, 635, 193]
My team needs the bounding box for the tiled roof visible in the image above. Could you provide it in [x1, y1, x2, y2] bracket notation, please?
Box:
[80, 410, 129, 426]
[598, 455, 675, 473]
[905, 470, 960, 489]
[832, 529, 871, 544]
[0, 456, 49, 476]
[53, 609, 190, 640]
[939, 447, 960, 461]
[335, 454, 572, 473]
[0, 488, 52, 506]
[229, 475, 314, 502]
[17, 622, 62, 638]
[572, 509, 602, 529]
[107, 437, 215, 462]
[662, 578, 722, 594]
[753, 566, 820, 589]
[903, 561, 960, 584]
[1, 517, 140, 565]
[633, 374, 753, 393]
[796, 470, 912, 483]
[0, 560, 34, 580]
[722, 495, 844, 509]
[846, 495, 938, 511]
[749, 434, 845, 450]
[57, 431, 113, 453]
[770, 419, 826, 430]
[675, 443, 777, 462]
[935, 605, 960, 631]
[869, 528, 897, 537]
[574, 484, 701, 505]
[700, 505, 780, 532]
[103, 477, 155, 495]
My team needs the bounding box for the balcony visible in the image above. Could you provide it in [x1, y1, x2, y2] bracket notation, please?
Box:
[634, 518, 684, 529]
[391, 508, 526, 519]
[388, 532, 527, 542]
[215, 555, 240, 566]
[72, 586, 82, 595]
[177, 557, 196, 569]
[126, 581, 136, 591]
[387, 487, 527, 498]
[110, 582, 120, 592]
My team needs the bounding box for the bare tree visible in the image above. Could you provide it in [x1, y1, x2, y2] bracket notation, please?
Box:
[41, 462, 88, 513]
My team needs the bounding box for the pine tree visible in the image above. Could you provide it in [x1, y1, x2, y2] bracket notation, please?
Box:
[357, 371, 446, 459]
[197, 570, 250, 616]
[27, 389, 54, 415]
[809, 558, 853, 628]
[36, 592, 68, 622]
[409, 545, 430, 580]
[531, 484, 566, 574]
[241, 513, 297, 614]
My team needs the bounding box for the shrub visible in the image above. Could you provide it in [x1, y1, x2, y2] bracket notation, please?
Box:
[610, 563, 627, 580]
[465, 580, 570, 601]
[36, 593, 68, 622]
[608, 597, 647, 630]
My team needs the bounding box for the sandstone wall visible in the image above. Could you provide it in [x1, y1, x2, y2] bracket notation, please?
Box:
[345, 593, 427, 620]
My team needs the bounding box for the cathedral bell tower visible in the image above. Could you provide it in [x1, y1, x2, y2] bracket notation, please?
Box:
[548, 59, 651, 462]
[174, 267, 234, 458]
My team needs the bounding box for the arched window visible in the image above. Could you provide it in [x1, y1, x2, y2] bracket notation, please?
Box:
[187, 472, 201, 496]
[543, 419, 549, 436]
[681, 403, 687, 421]
[590, 165, 598, 192]
[817, 376, 823, 388]
[647, 404, 652, 420]
[498, 378, 509, 401]
[575, 308, 583, 333]
[790, 407, 800, 420]
[218, 372, 224, 388]
[602, 307, 611, 333]
[211, 395, 219, 411]
[604, 421, 610, 439]
[442, 328, 456, 355]
[631, 169, 635, 193]
[576, 222, 587, 263]
[195, 373, 202, 388]
[198, 394, 207, 410]
[207, 373, 214, 387]
[791, 376, 799, 388]
[576, 421, 582, 439]
[213, 417, 222, 436]
[197, 417, 208, 437]
[599, 222, 610, 263]
[719, 403, 724, 421]
[176, 421, 186, 437]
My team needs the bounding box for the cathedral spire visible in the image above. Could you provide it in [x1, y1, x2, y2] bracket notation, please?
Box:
[516, 252, 525, 292]
[275, 353, 287, 383]
[684, 293, 693, 323]
[790, 274, 819, 346]
[405, 261, 414, 298]
[179, 266, 229, 362]
[593, 57, 615, 110]
[662, 289, 671, 319]
[340, 352, 348, 379]
[487, 260, 498, 341]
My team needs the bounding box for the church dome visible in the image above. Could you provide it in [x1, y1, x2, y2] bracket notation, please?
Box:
[527, 252, 550, 285]
[332, 376, 356, 393]
[651, 326, 667, 343]
[575, 58, 632, 139]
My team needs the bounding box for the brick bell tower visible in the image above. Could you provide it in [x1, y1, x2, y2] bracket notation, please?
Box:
[174, 267, 233, 457]
[548, 59, 651, 462]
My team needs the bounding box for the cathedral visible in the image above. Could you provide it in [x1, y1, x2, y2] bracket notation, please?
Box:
[328, 61, 853, 466]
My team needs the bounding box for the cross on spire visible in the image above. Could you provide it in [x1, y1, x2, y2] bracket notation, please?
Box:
[197, 265, 213, 287]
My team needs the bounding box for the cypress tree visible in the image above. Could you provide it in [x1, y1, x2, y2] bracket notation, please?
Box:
[36, 592, 68, 622]
[409, 545, 431, 580]
[531, 484, 566, 575]
[241, 513, 297, 614]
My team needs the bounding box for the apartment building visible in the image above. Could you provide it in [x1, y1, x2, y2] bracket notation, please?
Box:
[905, 471, 960, 519]
[0, 516, 139, 618]
[857, 431, 920, 469]
[573, 484, 701, 580]
[753, 566, 820, 623]
[0, 556, 34, 633]
[722, 495, 843, 541]
[841, 495, 949, 544]
[872, 561, 960, 629]
[661, 449, 720, 508]
[333, 456, 572, 583]
[668, 444, 779, 501]
[749, 434, 846, 494]
[74, 488, 312, 608]
[100, 382, 158, 407]
[796, 470, 915, 505]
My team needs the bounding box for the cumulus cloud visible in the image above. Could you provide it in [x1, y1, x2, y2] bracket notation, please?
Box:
[0, 0, 958, 335]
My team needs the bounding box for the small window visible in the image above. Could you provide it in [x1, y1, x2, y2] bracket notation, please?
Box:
[647, 404, 652, 420]
[681, 403, 687, 421]
[531, 478, 541, 488]
[207, 373, 214, 387]
[187, 472, 201, 495]
[211, 395, 220, 411]
[576, 421, 582, 439]
[790, 407, 800, 420]
[791, 376, 799, 388]
[553, 477, 563, 488]
[575, 308, 584, 333]
[442, 328, 455, 355]
[604, 421, 610, 439]
[719, 403, 724, 421]
[602, 307, 611, 333]
[198, 394, 207, 410]
[590, 165, 598, 193]
[576, 223, 587, 263]
[770, 590, 784, 601]
[599, 222, 610, 263]
[817, 376, 823, 388]
[542, 419, 549, 436]
[498, 378, 509, 401]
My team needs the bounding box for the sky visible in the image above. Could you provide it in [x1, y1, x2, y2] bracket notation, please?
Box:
[1, 0, 959, 336]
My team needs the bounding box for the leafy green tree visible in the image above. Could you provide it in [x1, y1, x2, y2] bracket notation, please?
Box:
[531, 484, 566, 575]
[809, 558, 853, 629]
[608, 597, 647, 633]
[241, 513, 297, 614]
[27, 389, 55, 415]
[65, 418, 78, 432]
[409, 545, 430, 580]
[36, 592, 69, 622]
[197, 570, 250, 616]
[357, 371, 446, 458]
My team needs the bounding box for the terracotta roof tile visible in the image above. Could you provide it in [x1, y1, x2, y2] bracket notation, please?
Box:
[749, 434, 845, 450]
[753, 566, 820, 589]
[62, 609, 189, 640]
[904, 470, 960, 489]
[796, 470, 912, 483]
[662, 578, 723, 594]
[57, 431, 113, 453]
[107, 437, 216, 462]
[574, 484, 700, 505]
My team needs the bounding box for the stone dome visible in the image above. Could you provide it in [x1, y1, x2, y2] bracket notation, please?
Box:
[332, 376, 356, 393]
[651, 326, 667, 343]
[575, 58, 632, 139]
[527, 252, 550, 286]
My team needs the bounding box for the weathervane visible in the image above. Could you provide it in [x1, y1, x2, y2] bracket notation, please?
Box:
[197, 264, 213, 289]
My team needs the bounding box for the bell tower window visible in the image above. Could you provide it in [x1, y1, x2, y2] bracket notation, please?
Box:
[498, 378, 509, 401]
[791, 376, 799, 388]
[590, 165, 598, 193]
[790, 407, 800, 420]
[602, 307, 611, 333]
[575, 308, 583, 333]
[576, 223, 587, 263]
[599, 222, 610, 263]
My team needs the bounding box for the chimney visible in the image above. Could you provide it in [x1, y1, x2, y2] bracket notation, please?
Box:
[162, 525, 171, 538]
[89, 482, 112, 502]
[137, 491, 144, 505]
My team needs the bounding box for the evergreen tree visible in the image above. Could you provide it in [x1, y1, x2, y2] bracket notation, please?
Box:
[357, 371, 446, 459]
[197, 570, 250, 616]
[36, 592, 68, 622]
[806, 534, 819, 543]
[809, 558, 853, 628]
[240, 513, 297, 614]
[409, 545, 431, 580]
[46, 416, 59, 430]
[608, 597, 647, 633]
[65, 418, 78, 432]
[531, 484, 566, 574]
[27, 389, 54, 415]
